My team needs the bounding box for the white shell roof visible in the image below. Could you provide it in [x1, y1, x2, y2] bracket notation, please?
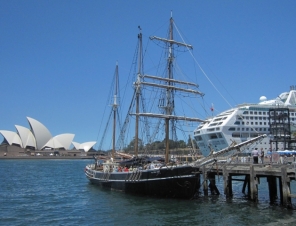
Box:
[1, 117, 95, 151]
[42, 137, 64, 149]
[15, 125, 36, 149]
[42, 134, 75, 150]
[27, 117, 52, 150]
[72, 141, 96, 152]
[54, 134, 75, 150]
[72, 141, 80, 150]
[0, 130, 23, 147]
[81, 142, 96, 152]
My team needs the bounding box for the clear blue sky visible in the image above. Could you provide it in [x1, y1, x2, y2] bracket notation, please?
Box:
[1, 0, 296, 150]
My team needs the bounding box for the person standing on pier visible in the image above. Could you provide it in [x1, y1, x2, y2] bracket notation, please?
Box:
[260, 148, 264, 164]
[252, 148, 259, 164]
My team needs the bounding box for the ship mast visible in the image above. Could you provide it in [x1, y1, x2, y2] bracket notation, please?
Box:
[134, 27, 143, 157]
[165, 17, 174, 164]
[112, 63, 119, 159]
[150, 16, 193, 163]
[132, 16, 205, 164]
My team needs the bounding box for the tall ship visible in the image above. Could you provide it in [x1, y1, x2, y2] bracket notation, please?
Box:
[194, 86, 296, 156]
[85, 14, 205, 199]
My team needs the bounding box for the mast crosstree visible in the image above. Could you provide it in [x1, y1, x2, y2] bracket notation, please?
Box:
[132, 16, 205, 163]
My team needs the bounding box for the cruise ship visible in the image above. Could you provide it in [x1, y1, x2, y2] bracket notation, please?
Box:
[194, 86, 296, 156]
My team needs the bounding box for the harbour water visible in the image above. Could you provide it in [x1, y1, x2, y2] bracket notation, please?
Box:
[0, 159, 295, 225]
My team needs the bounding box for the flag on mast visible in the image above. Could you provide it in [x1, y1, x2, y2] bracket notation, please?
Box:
[210, 103, 214, 112]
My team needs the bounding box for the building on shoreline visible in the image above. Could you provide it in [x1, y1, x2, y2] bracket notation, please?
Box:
[0, 144, 100, 158]
[0, 117, 96, 154]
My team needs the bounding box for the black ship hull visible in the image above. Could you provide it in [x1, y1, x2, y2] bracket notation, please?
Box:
[85, 165, 200, 199]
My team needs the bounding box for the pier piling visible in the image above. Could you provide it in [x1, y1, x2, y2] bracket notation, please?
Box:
[280, 166, 292, 208]
[202, 166, 208, 196]
[198, 162, 296, 209]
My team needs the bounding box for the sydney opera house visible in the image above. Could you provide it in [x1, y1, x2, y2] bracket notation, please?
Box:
[0, 117, 96, 155]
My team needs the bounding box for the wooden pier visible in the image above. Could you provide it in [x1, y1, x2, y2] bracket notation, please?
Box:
[199, 162, 296, 209]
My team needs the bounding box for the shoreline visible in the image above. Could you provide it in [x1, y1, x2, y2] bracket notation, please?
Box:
[0, 156, 94, 160]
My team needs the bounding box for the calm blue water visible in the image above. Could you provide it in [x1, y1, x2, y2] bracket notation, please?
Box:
[0, 159, 295, 225]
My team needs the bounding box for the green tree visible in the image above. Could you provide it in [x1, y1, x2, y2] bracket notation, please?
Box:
[124, 137, 144, 152]
[177, 140, 186, 148]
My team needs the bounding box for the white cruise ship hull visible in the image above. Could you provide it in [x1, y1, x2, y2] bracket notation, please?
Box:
[194, 88, 296, 156]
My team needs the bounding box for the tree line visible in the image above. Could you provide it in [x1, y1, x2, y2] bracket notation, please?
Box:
[123, 137, 197, 153]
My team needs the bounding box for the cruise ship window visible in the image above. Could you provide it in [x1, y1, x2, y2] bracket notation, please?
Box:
[209, 123, 217, 127]
[232, 132, 240, 137]
[246, 116, 249, 119]
[195, 136, 202, 141]
[254, 111, 257, 115]
[242, 122, 244, 125]
[263, 112, 266, 115]
[250, 133, 259, 137]
[259, 112, 262, 115]
[255, 122, 258, 125]
[241, 133, 249, 138]
[255, 117, 258, 120]
[250, 117, 253, 120]
[259, 117, 262, 120]
[237, 128, 240, 131]
[250, 111, 253, 114]
[259, 122, 262, 125]
[251, 122, 253, 125]
[243, 111, 249, 114]
[209, 134, 218, 139]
